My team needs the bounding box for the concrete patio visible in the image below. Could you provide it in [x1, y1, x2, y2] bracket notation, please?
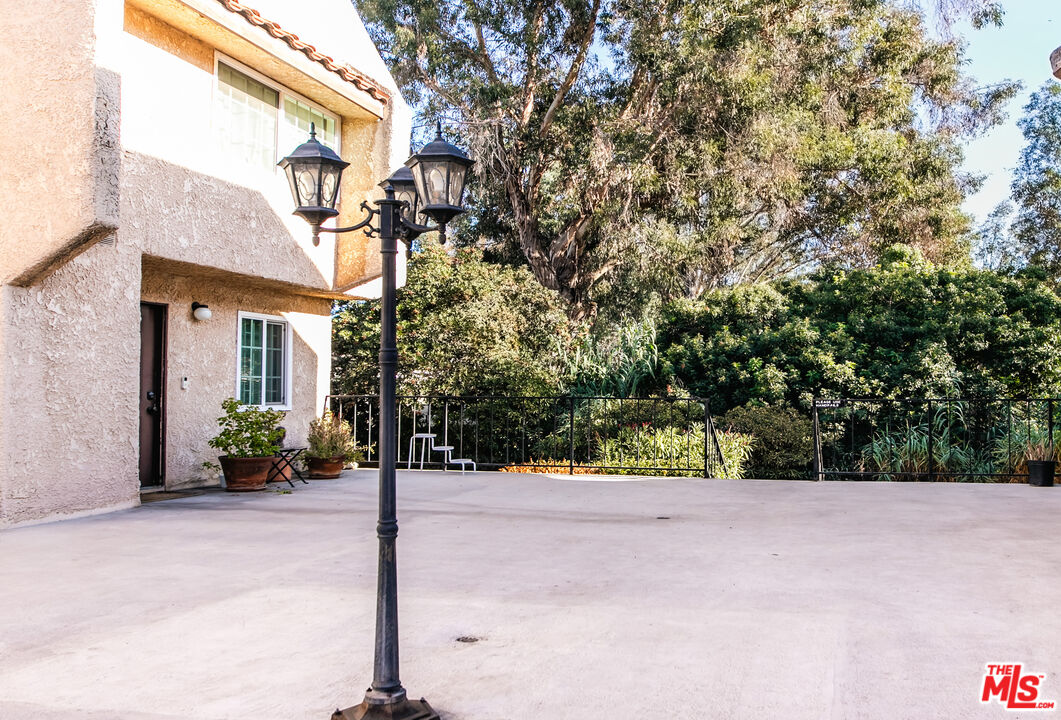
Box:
[0, 470, 1058, 719]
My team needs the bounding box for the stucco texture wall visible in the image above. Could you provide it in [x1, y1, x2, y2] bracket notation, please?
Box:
[140, 264, 332, 489]
[0, 0, 120, 287]
[0, 0, 407, 526]
[0, 239, 141, 528]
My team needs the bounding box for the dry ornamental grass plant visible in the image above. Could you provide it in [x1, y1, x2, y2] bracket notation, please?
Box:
[307, 412, 363, 462]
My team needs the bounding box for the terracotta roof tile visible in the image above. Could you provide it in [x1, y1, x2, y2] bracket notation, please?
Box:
[216, 0, 390, 104]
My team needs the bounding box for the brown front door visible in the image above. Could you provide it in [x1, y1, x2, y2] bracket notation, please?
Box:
[139, 303, 167, 488]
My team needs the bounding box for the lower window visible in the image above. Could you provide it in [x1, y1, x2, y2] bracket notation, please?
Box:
[237, 312, 290, 408]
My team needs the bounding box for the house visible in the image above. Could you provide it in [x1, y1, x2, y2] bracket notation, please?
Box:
[0, 0, 411, 527]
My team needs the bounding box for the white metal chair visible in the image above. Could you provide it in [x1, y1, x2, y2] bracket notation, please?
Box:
[433, 443, 475, 474]
[407, 433, 436, 469]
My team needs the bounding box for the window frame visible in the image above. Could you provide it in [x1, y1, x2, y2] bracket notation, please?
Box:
[235, 311, 294, 411]
[212, 52, 342, 174]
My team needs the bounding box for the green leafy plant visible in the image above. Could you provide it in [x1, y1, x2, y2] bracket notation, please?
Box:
[307, 412, 363, 462]
[598, 424, 754, 479]
[720, 404, 813, 479]
[858, 403, 995, 482]
[561, 319, 661, 397]
[993, 418, 1057, 475]
[208, 398, 286, 458]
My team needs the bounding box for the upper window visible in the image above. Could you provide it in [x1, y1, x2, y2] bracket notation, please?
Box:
[214, 57, 340, 176]
[237, 312, 291, 409]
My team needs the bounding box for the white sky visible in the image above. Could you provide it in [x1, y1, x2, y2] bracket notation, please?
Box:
[960, 0, 1061, 223]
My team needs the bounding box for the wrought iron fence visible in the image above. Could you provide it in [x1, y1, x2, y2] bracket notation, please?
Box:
[325, 395, 729, 478]
[812, 397, 1059, 481]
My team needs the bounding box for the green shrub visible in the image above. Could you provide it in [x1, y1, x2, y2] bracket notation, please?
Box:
[720, 404, 813, 479]
[598, 424, 754, 479]
[307, 412, 363, 462]
[208, 398, 286, 458]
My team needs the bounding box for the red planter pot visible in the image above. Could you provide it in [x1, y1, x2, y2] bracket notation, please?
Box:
[219, 455, 274, 492]
[306, 457, 345, 479]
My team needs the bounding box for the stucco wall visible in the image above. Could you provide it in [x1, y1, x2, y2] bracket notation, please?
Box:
[141, 263, 332, 489]
[118, 5, 340, 289]
[117, 2, 412, 296]
[0, 0, 407, 527]
[0, 238, 141, 529]
[0, 0, 120, 287]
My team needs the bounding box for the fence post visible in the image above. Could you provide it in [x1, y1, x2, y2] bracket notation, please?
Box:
[1050, 400, 1055, 454]
[927, 399, 935, 482]
[703, 399, 710, 479]
[812, 402, 822, 482]
[568, 396, 575, 475]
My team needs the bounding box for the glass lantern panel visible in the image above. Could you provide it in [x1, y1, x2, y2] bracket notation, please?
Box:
[426, 162, 448, 205]
[321, 167, 341, 208]
[447, 164, 468, 206]
[283, 164, 301, 209]
[297, 168, 319, 207]
[410, 162, 428, 206]
[395, 188, 418, 220]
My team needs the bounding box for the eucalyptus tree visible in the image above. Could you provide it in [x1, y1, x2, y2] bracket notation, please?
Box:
[1007, 82, 1061, 284]
[359, 0, 1015, 315]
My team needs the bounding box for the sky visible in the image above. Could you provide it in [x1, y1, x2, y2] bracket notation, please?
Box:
[959, 0, 1061, 224]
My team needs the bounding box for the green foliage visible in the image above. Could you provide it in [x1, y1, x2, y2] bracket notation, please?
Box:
[859, 404, 994, 481]
[599, 425, 754, 480]
[332, 246, 572, 396]
[659, 249, 1061, 412]
[981, 83, 1061, 285]
[720, 404, 814, 479]
[560, 319, 660, 397]
[306, 412, 362, 462]
[992, 409, 1058, 473]
[358, 0, 1014, 315]
[208, 398, 285, 459]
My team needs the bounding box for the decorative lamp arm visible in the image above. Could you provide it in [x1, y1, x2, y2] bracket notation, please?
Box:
[310, 201, 381, 244]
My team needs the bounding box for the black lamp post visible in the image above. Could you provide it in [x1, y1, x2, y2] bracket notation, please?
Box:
[279, 123, 472, 720]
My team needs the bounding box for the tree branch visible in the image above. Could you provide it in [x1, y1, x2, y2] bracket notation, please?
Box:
[539, 0, 601, 139]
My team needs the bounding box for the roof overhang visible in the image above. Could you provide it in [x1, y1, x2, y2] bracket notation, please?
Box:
[127, 0, 387, 120]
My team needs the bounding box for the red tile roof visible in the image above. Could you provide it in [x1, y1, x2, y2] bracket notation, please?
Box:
[216, 0, 390, 104]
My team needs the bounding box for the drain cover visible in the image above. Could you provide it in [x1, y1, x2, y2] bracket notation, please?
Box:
[656, 516, 671, 520]
[455, 636, 481, 643]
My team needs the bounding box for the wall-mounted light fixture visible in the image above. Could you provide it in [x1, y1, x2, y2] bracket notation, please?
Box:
[191, 302, 212, 322]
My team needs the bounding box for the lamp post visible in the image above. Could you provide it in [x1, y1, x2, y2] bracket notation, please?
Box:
[279, 122, 473, 720]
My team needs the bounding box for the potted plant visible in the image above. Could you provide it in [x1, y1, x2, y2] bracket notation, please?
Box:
[1026, 436, 1056, 487]
[305, 412, 362, 478]
[209, 398, 286, 491]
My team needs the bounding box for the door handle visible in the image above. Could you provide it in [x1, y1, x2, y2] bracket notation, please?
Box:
[146, 404, 160, 415]
[146, 391, 156, 401]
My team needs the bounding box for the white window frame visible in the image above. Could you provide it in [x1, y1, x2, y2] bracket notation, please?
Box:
[212, 52, 342, 173]
[235, 311, 294, 411]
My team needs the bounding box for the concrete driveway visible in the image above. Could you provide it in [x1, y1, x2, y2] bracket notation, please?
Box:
[0, 471, 1058, 719]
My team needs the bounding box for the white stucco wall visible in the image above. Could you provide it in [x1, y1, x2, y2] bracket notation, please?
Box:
[140, 266, 332, 488]
[0, 239, 142, 528]
[0, 0, 411, 526]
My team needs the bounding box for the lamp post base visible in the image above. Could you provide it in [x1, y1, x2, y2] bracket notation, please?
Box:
[331, 695, 439, 720]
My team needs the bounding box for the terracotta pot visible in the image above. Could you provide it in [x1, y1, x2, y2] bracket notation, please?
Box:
[219, 456, 273, 492]
[307, 456, 345, 479]
[268, 459, 293, 484]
